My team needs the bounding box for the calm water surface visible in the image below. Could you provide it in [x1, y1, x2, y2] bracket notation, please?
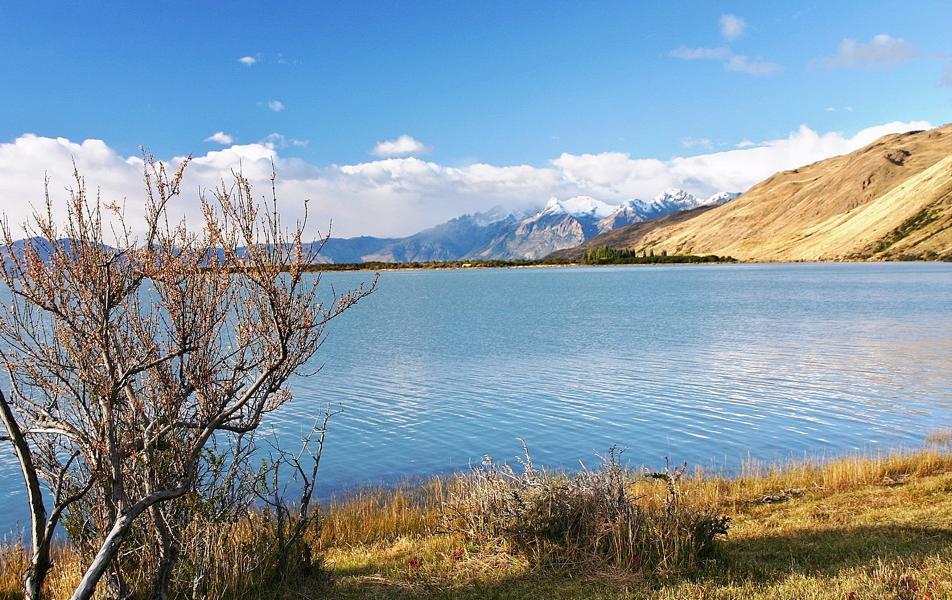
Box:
[1, 262, 951, 533]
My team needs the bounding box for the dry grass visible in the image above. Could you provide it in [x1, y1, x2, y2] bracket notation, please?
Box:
[319, 478, 447, 548]
[3, 448, 951, 599]
[318, 448, 952, 599]
[442, 451, 729, 574]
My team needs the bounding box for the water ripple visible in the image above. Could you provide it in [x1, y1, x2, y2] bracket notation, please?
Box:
[1, 263, 951, 533]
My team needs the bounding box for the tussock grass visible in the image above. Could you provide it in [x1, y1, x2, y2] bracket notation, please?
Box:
[2, 447, 951, 599]
[442, 449, 729, 574]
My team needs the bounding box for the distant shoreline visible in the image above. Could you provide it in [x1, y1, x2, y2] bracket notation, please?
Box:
[301, 254, 735, 272]
[299, 256, 950, 273]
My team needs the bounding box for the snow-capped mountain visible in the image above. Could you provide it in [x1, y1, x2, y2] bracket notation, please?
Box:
[540, 196, 618, 219]
[595, 188, 740, 233]
[307, 188, 741, 262]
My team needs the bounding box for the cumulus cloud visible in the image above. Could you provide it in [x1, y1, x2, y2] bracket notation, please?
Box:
[821, 34, 917, 68]
[0, 121, 932, 240]
[204, 131, 234, 145]
[267, 100, 285, 112]
[238, 56, 257, 66]
[371, 134, 430, 157]
[720, 15, 746, 41]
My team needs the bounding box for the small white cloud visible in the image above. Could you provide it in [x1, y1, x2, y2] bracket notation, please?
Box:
[262, 133, 309, 149]
[825, 107, 837, 112]
[670, 45, 780, 76]
[267, 100, 285, 112]
[843, 105, 854, 112]
[736, 139, 757, 148]
[720, 14, 746, 41]
[725, 54, 782, 76]
[238, 56, 257, 66]
[822, 34, 916, 68]
[371, 134, 430, 157]
[682, 137, 713, 149]
[204, 131, 234, 145]
[669, 46, 732, 61]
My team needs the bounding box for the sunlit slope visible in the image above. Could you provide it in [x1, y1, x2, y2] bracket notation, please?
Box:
[586, 125, 952, 261]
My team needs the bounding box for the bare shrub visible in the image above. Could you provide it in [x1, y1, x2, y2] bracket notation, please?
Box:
[442, 445, 729, 576]
[0, 160, 374, 599]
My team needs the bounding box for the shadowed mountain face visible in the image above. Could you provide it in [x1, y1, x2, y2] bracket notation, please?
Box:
[584, 124, 952, 262]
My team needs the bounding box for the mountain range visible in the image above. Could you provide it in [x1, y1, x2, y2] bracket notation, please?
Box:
[558, 124, 952, 262]
[315, 189, 738, 262]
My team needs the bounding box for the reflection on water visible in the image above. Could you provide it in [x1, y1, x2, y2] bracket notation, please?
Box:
[1, 262, 951, 532]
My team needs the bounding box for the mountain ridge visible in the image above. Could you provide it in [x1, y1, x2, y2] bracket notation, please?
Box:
[553, 125, 952, 262]
[311, 188, 736, 262]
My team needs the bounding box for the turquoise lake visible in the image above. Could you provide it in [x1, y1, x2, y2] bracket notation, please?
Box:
[1, 262, 951, 533]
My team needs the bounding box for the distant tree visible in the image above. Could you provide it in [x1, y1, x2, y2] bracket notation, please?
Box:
[0, 160, 375, 599]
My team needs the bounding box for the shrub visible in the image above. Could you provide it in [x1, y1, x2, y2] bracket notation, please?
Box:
[442, 446, 729, 575]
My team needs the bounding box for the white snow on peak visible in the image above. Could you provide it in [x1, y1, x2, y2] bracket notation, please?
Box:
[651, 188, 696, 206]
[541, 196, 567, 215]
[543, 195, 618, 218]
[702, 191, 741, 206]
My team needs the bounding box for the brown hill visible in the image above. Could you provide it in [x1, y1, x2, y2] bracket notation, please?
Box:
[556, 124, 952, 261]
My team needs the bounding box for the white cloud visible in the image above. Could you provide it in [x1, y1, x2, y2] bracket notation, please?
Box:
[720, 14, 746, 41]
[262, 133, 309, 149]
[371, 134, 430, 157]
[670, 46, 780, 77]
[0, 121, 932, 240]
[267, 100, 285, 112]
[725, 54, 782, 76]
[204, 131, 234, 145]
[669, 46, 732, 60]
[822, 34, 916, 68]
[238, 56, 257, 66]
[681, 137, 713, 149]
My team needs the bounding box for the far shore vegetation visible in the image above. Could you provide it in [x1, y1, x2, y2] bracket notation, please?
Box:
[296, 249, 736, 272]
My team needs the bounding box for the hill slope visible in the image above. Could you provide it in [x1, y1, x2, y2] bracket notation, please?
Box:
[559, 125, 952, 261]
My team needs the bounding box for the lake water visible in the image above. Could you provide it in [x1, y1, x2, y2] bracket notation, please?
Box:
[1, 262, 951, 534]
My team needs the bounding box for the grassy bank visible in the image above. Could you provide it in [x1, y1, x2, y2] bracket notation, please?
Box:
[2, 448, 951, 599]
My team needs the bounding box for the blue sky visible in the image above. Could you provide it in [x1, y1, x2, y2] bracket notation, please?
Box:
[0, 1, 950, 236]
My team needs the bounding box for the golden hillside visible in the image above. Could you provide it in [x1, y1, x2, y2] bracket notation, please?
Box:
[579, 124, 952, 261]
